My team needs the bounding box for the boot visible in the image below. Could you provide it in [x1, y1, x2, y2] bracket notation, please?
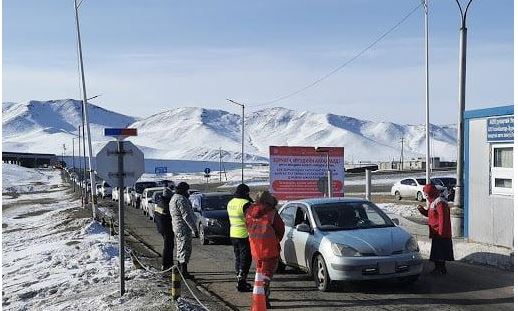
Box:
[265, 280, 271, 308]
[179, 262, 193, 279]
[236, 270, 252, 292]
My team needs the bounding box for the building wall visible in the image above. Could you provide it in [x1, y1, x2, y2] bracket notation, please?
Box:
[467, 118, 513, 248]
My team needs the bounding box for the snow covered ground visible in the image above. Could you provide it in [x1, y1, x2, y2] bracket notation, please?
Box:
[1, 164, 201, 310]
[2, 163, 54, 193]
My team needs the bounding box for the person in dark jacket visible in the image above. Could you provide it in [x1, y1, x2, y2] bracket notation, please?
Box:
[246, 191, 284, 309]
[227, 183, 254, 292]
[155, 185, 175, 271]
[417, 183, 454, 274]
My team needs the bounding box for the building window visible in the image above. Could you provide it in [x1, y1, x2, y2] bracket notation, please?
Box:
[491, 144, 513, 196]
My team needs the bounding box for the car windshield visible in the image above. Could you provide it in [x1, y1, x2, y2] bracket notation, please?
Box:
[312, 202, 393, 231]
[202, 195, 233, 210]
[147, 189, 162, 198]
[135, 182, 158, 194]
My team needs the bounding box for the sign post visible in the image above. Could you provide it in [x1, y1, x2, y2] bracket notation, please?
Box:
[97, 128, 143, 297]
[204, 168, 211, 184]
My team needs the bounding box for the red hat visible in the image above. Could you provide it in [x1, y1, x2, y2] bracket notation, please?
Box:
[423, 183, 439, 199]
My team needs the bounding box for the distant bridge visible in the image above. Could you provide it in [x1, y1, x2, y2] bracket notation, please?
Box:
[2, 151, 58, 168]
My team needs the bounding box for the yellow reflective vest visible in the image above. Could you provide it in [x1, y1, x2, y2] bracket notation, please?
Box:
[227, 198, 250, 238]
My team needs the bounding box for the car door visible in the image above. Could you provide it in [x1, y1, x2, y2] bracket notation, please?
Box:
[408, 179, 419, 198]
[400, 179, 411, 197]
[291, 204, 312, 269]
[279, 204, 297, 266]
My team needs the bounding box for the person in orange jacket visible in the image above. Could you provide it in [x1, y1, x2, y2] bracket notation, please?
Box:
[417, 183, 454, 274]
[245, 191, 285, 310]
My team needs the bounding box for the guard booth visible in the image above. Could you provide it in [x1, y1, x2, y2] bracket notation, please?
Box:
[464, 105, 514, 248]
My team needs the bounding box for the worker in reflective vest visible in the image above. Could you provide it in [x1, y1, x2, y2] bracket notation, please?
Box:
[246, 191, 285, 310]
[227, 183, 254, 292]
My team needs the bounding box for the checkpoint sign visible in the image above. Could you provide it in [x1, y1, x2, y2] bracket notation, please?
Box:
[96, 141, 145, 187]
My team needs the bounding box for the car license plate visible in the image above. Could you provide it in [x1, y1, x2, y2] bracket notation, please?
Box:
[378, 262, 396, 274]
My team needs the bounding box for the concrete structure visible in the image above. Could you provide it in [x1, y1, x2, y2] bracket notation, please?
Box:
[464, 105, 514, 248]
[2, 152, 57, 168]
[379, 157, 441, 171]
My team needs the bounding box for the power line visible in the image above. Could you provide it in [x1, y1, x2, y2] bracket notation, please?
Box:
[249, 1, 424, 108]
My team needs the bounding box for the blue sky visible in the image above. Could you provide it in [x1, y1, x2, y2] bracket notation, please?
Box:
[2, 0, 514, 124]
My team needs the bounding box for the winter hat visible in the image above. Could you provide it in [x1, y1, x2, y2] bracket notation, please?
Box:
[423, 183, 439, 201]
[234, 183, 250, 197]
[176, 182, 190, 193]
[256, 191, 278, 208]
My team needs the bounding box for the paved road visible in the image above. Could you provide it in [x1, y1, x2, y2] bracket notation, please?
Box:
[100, 198, 513, 311]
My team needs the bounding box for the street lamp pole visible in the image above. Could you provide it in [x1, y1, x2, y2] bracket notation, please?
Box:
[74, 0, 96, 219]
[315, 147, 332, 198]
[423, 0, 431, 183]
[452, 0, 474, 238]
[72, 138, 76, 192]
[227, 98, 245, 184]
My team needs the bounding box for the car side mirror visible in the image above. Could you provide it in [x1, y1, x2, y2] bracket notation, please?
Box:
[392, 218, 400, 226]
[296, 223, 312, 233]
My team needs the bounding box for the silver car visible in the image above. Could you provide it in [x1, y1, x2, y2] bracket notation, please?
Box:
[278, 198, 423, 291]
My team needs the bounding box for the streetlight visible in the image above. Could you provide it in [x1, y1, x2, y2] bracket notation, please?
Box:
[74, 0, 96, 219]
[315, 147, 332, 198]
[452, 0, 474, 238]
[423, 0, 431, 183]
[226, 98, 245, 184]
[72, 137, 76, 192]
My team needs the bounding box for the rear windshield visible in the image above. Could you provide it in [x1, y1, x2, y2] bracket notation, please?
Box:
[135, 182, 158, 194]
[202, 195, 233, 210]
[312, 202, 393, 231]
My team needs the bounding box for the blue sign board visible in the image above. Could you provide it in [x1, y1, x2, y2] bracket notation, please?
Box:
[487, 116, 514, 142]
[155, 166, 168, 174]
[204, 167, 211, 174]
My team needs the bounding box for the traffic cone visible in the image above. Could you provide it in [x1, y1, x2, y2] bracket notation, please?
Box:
[251, 272, 268, 311]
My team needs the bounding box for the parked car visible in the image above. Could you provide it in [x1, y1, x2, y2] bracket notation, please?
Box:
[431, 177, 456, 201]
[277, 198, 423, 291]
[112, 187, 119, 201]
[391, 178, 446, 201]
[190, 192, 233, 245]
[141, 187, 165, 220]
[100, 181, 112, 198]
[157, 179, 175, 188]
[131, 181, 159, 208]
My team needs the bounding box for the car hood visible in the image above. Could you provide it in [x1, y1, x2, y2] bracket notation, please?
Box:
[202, 209, 229, 220]
[324, 226, 412, 256]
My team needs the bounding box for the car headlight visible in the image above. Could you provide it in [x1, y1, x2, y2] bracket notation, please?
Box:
[405, 237, 419, 253]
[331, 243, 361, 257]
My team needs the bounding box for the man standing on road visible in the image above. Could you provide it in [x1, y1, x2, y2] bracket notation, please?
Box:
[227, 183, 254, 292]
[170, 182, 198, 278]
[155, 184, 175, 272]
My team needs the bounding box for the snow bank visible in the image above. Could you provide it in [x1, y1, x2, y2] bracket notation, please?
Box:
[2, 163, 54, 193]
[2, 168, 175, 310]
[377, 202, 425, 220]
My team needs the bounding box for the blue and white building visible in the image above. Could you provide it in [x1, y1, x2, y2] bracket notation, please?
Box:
[464, 105, 514, 248]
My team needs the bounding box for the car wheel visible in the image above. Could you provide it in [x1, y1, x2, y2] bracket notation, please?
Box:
[313, 254, 332, 292]
[276, 259, 286, 274]
[199, 224, 208, 245]
[395, 191, 402, 201]
[416, 191, 424, 201]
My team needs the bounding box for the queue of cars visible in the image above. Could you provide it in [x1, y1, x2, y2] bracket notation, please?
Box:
[97, 176, 424, 292]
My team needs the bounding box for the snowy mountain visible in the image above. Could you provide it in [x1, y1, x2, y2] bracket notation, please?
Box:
[2, 99, 137, 155]
[2, 100, 457, 162]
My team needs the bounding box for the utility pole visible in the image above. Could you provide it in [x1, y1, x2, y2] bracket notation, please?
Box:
[72, 138, 76, 192]
[400, 137, 404, 171]
[78, 126, 84, 205]
[219, 147, 222, 182]
[74, 0, 97, 218]
[226, 99, 245, 184]
[452, 0, 474, 238]
[423, 0, 431, 184]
